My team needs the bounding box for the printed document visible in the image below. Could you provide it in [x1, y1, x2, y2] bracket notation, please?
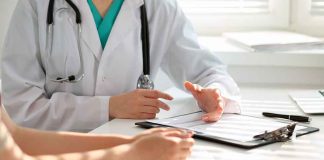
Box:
[148, 112, 305, 142]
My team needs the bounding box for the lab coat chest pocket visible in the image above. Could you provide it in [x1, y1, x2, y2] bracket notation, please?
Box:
[46, 8, 81, 79]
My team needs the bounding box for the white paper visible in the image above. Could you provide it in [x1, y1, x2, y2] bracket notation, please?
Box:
[157, 88, 202, 119]
[148, 112, 305, 142]
[223, 31, 324, 52]
[290, 90, 324, 114]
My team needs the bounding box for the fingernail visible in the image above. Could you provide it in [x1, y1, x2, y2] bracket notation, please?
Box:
[181, 130, 193, 137]
[210, 116, 221, 122]
[181, 130, 188, 135]
[187, 130, 195, 136]
[202, 116, 209, 121]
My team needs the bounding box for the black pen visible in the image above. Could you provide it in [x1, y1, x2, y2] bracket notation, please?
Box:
[262, 112, 311, 122]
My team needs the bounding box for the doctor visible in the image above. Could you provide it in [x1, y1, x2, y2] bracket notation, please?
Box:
[1, 0, 240, 131]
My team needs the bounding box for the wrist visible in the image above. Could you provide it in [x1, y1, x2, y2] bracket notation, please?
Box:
[120, 135, 134, 144]
[108, 144, 133, 160]
[10, 125, 22, 142]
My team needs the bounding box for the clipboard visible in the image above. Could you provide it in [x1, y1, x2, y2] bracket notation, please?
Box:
[135, 112, 319, 149]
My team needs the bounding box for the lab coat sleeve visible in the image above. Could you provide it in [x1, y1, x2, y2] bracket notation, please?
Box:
[1, 0, 109, 131]
[160, 0, 241, 113]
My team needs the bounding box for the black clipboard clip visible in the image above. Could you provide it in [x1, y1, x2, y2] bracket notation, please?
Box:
[253, 122, 297, 142]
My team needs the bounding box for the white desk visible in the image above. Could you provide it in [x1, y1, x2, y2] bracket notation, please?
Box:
[91, 85, 324, 160]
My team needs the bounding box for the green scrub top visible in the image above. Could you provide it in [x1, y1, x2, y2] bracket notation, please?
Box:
[87, 0, 124, 48]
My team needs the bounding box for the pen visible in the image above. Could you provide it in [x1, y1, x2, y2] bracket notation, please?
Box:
[262, 112, 311, 122]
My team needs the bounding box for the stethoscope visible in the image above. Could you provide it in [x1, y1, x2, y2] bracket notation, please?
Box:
[46, 0, 154, 89]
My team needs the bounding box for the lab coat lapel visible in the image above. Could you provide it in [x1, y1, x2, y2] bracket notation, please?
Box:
[102, 0, 143, 54]
[78, 0, 103, 61]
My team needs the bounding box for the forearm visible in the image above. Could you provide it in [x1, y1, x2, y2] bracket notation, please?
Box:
[32, 144, 130, 160]
[0, 121, 32, 160]
[14, 127, 132, 155]
[1, 112, 130, 160]
[0, 136, 31, 160]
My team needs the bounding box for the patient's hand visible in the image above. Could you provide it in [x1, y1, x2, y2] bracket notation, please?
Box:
[132, 128, 193, 142]
[184, 81, 225, 122]
[121, 129, 194, 160]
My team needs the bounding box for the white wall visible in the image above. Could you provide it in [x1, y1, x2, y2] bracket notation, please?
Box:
[0, 0, 19, 77]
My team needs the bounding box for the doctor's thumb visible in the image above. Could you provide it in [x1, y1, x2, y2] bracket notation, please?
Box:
[202, 111, 222, 122]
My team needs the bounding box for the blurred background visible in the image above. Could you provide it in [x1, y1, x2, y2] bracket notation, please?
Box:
[1, 0, 324, 90]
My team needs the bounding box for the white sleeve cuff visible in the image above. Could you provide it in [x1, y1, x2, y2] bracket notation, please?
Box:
[223, 97, 241, 114]
[98, 96, 110, 122]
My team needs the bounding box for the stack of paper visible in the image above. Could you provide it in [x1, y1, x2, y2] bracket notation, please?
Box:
[290, 90, 324, 114]
[223, 31, 324, 52]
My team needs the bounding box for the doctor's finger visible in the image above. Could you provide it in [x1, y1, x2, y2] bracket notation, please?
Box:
[202, 107, 224, 122]
[139, 113, 156, 119]
[141, 106, 160, 114]
[144, 99, 170, 111]
[140, 90, 174, 100]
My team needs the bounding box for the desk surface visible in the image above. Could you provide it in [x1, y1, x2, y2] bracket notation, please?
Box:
[91, 85, 324, 160]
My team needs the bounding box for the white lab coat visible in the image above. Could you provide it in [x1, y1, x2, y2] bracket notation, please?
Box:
[1, 0, 240, 132]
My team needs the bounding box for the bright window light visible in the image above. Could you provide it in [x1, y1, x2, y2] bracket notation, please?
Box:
[178, 0, 269, 14]
[177, 0, 289, 35]
[311, 0, 324, 14]
[291, 0, 324, 36]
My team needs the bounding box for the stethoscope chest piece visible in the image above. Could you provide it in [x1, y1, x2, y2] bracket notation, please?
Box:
[137, 74, 154, 89]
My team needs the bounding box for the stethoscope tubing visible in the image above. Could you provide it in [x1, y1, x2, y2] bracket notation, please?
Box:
[140, 3, 150, 75]
[46, 0, 153, 88]
[46, 0, 85, 83]
[47, 0, 82, 25]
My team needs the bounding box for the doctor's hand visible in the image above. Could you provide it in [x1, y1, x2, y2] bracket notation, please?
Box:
[109, 89, 173, 119]
[184, 81, 225, 122]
